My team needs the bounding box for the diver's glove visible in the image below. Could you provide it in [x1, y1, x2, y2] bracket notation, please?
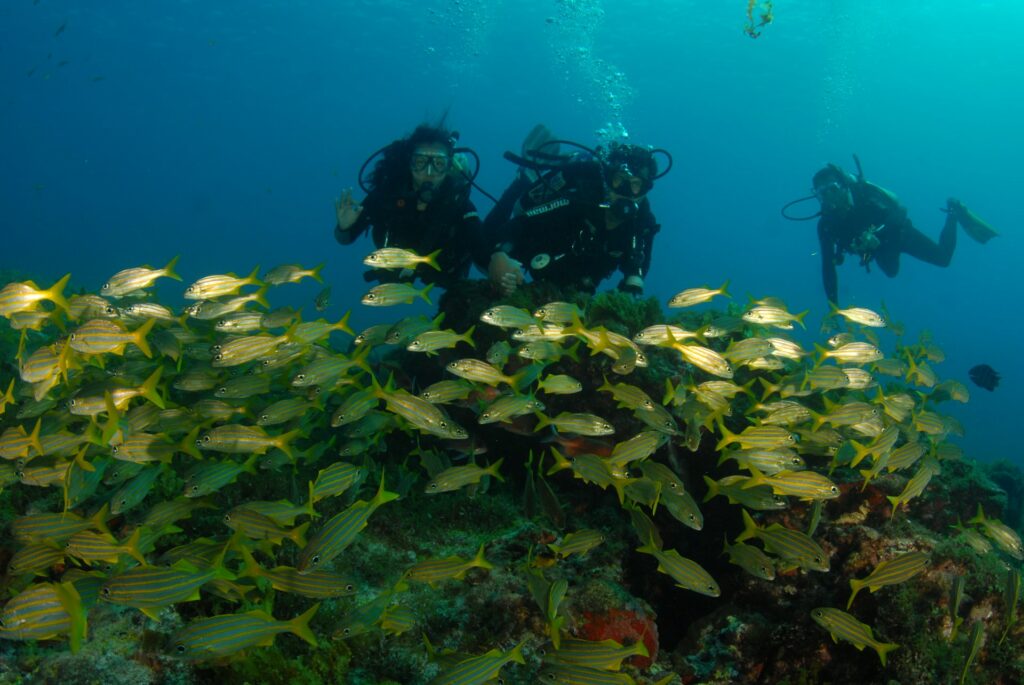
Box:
[619, 275, 644, 296]
[945, 197, 966, 219]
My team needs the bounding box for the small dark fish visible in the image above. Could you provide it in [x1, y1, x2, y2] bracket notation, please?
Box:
[57, 60, 70, 68]
[314, 286, 331, 312]
[54, 22, 67, 37]
[968, 364, 1000, 392]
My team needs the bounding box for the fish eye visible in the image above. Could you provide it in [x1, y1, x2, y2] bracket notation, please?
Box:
[295, 374, 306, 383]
[175, 644, 186, 654]
[311, 555, 320, 565]
[119, 499, 127, 507]
[111, 445, 119, 454]
[101, 587, 111, 597]
[345, 584, 354, 591]
[201, 435, 211, 443]
[190, 485, 200, 494]
[260, 414, 269, 422]
[223, 514, 231, 522]
[428, 483, 438, 491]
[69, 333, 77, 340]
[830, 486, 839, 494]
[101, 283, 110, 290]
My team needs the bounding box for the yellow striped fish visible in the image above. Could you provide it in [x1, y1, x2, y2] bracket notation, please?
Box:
[811, 607, 898, 665]
[405, 544, 493, 587]
[847, 551, 929, 609]
[297, 476, 399, 574]
[101, 257, 181, 298]
[737, 509, 828, 572]
[742, 466, 840, 502]
[239, 547, 356, 599]
[431, 640, 526, 685]
[171, 604, 318, 660]
[364, 247, 441, 271]
[636, 540, 719, 596]
[546, 637, 648, 671]
[68, 318, 155, 358]
[0, 582, 86, 653]
[100, 559, 235, 620]
[0, 274, 72, 317]
[537, 659, 636, 684]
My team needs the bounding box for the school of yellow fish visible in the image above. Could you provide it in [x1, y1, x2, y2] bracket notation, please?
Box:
[0, 252, 1016, 680]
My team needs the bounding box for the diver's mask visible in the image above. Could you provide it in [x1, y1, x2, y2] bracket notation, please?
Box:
[813, 181, 840, 200]
[605, 164, 649, 220]
[410, 153, 451, 175]
[411, 151, 451, 203]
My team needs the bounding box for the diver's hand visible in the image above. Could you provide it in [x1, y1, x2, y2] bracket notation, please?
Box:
[945, 197, 966, 219]
[488, 252, 524, 296]
[335, 189, 363, 230]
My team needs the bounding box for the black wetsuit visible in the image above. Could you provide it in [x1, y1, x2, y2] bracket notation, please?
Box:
[485, 161, 659, 292]
[817, 182, 956, 304]
[335, 178, 483, 289]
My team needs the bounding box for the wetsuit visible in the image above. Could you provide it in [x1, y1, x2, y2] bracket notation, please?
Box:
[335, 178, 483, 289]
[817, 182, 956, 304]
[486, 161, 659, 293]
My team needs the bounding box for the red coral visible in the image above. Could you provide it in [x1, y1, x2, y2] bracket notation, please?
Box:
[578, 607, 659, 669]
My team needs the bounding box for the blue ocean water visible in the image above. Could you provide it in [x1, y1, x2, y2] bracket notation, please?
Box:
[1, 1, 1020, 465]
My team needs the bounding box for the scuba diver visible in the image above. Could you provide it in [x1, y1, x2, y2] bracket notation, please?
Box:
[484, 126, 671, 296]
[334, 123, 488, 289]
[782, 156, 998, 305]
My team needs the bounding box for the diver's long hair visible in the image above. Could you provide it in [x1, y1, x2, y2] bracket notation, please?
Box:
[366, 121, 457, 195]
